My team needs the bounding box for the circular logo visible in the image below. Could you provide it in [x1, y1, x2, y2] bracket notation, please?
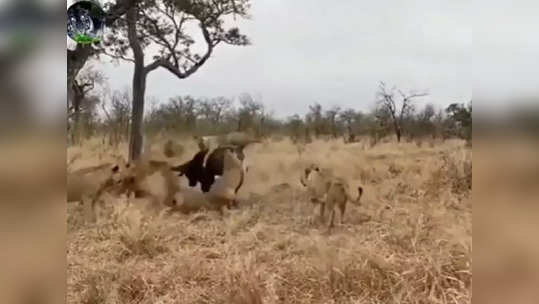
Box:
[67, 0, 105, 45]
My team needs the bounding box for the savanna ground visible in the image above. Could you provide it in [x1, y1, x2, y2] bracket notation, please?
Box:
[67, 135, 471, 304]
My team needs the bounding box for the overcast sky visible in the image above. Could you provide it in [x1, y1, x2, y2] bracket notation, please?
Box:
[96, 0, 475, 118]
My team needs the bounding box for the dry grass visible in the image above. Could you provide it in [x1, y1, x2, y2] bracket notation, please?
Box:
[67, 136, 471, 303]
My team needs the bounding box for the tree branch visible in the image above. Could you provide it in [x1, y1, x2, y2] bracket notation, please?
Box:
[127, 7, 144, 63]
[140, 7, 180, 67]
[144, 22, 214, 78]
[98, 45, 135, 63]
[156, 5, 189, 52]
[399, 89, 429, 101]
[105, 0, 138, 26]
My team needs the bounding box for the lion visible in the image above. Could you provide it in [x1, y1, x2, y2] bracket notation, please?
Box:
[193, 131, 260, 152]
[67, 159, 128, 221]
[106, 149, 244, 216]
[205, 148, 244, 209]
[108, 159, 181, 212]
[300, 164, 364, 229]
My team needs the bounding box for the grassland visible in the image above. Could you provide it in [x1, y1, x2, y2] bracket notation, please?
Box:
[67, 136, 471, 304]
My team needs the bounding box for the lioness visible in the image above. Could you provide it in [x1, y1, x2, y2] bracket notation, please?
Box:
[193, 131, 260, 152]
[110, 159, 181, 210]
[67, 161, 127, 221]
[300, 164, 364, 229]
[206, 148, 244, 209]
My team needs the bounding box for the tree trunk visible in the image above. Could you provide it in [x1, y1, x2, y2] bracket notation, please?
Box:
[129, 72, 145, 161]
[127, 6, 146, 161]
[70, 81, 85, 145]
[347, 125, 355, 143]
[259, 116, 265, 138]
[392, 119, 401, 142]
[67, 45, 95, 101]
[73, 98, 81, 144]
[68, 46, 95, 145]
[215, 109, 221, 125]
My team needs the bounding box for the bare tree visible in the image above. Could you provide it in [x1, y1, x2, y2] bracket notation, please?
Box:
[307, 103, 323, 137]
[197, 98, 214, 121]
[211, 97, 232, 124]
[103, 0, 251, 160]
[418, 103, 436, 123]
[101, 87, 132, 146]
[237, 93, 263, 133]
[433, 108, 446, 139]
[325, 106, 341, 138]
[68, 66, 106, 143]
[164, 95, 199, 130]
[376, 81, 427, 142]
[416, 103, 436, 138]
[287, 114, 305, 142]
[68, 66, 105, 120]
[340, 108, 362, 142]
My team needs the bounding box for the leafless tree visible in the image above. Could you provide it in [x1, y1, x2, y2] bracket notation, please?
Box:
[197, 98, 214, 121]
[68, 66, 105, 143]
[325, 106, 341, 138]
[339, 108, 362, 143]
[418, 103, 436, 123]
[103, 0, 251, 160]
[237, 93, 263, 133]
[307, 103, 323, 137]
[287, 114, 305, 142]
[211, 97, 232, 124]
[101, 87, 132, 146]
[68, 66, 105, 121]
[376, 81, 428, 142]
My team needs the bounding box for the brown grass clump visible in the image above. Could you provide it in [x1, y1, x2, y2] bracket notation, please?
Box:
[68, 136, 471, 303]
[78, 272, 109, 304]
[424, 150, 472, 200]
[114, 200, 168, 260]
[388, 162, 403, 177]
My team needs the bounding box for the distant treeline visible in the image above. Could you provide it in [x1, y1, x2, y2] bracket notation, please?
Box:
[68, 85, 471, 147]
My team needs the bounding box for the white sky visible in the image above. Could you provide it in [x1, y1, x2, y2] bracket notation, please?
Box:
[473, 0, 539, 107]
[96, 0, 476, 118]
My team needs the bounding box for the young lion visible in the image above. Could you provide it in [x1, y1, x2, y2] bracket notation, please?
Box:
[300, 164, 364, 229]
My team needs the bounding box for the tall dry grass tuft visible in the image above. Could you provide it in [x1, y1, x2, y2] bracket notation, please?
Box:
[226, 258, 265, 304]
[113, 198, 168, 260]
[79, 272, 109, 304]
[118, 273, 148, 303]
[424, 150, 472, 200]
